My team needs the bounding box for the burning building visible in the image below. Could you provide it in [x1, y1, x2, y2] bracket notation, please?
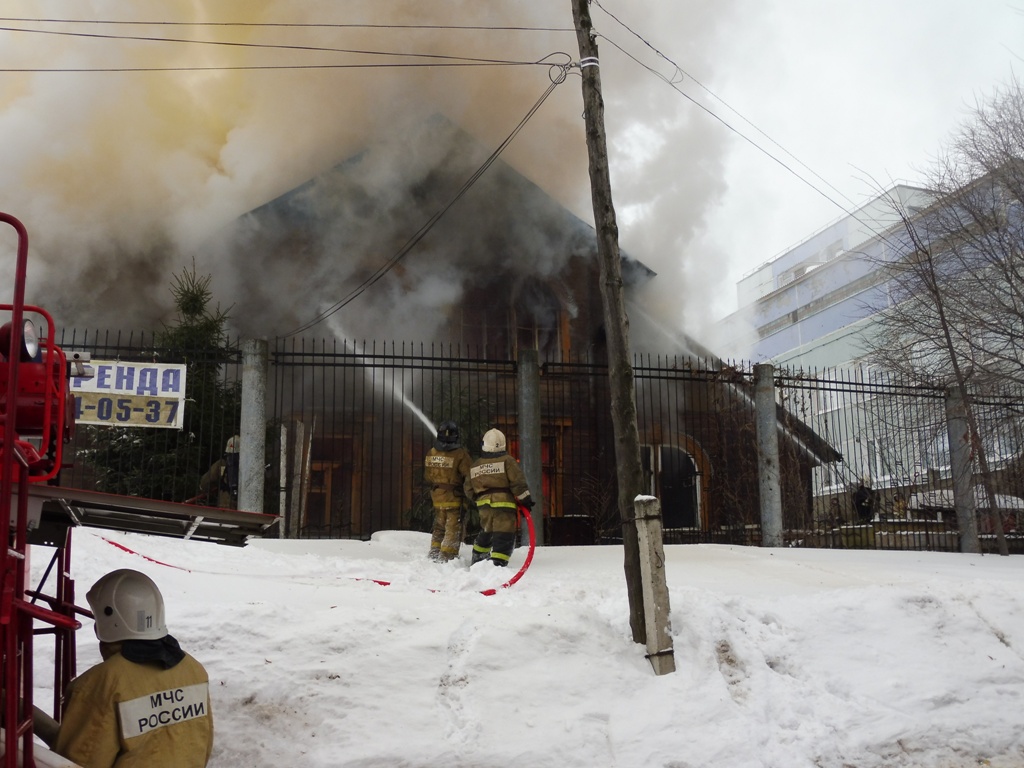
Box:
[204, 116, 840, 541]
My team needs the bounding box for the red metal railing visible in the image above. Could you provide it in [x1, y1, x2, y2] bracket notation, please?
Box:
[0, 212, 82, 767]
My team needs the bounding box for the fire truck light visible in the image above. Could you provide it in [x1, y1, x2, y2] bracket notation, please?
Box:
[0, 319, 40, 362]
[22, 319, 38, 359]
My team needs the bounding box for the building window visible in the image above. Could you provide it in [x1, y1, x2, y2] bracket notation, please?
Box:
[456, 276, 565, 361]
[513, 278, 564, 362]
[458, 305, 512, 360]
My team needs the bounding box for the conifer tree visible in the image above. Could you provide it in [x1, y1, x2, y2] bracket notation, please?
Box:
[88, 264, 240, 502]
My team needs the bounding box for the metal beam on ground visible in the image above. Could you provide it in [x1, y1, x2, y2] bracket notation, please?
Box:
[25, 484, 278, 547]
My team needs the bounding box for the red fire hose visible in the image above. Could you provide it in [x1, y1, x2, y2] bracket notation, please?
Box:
[358, 504, 537, 595]
[100, 506, 538, 595]
[479, 504, 536, 596]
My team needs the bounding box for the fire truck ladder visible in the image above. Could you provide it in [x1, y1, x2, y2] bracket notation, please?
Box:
[0, 212, 81, 767]
[0, 211, 278, 767]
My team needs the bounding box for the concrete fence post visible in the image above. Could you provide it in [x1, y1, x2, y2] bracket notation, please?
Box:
[754, 363, 783, 547]
[518, 349, 544, 546]
[239, 338, 267, 514]
[633, 496, 675, 675]
[944, 387, 980, 554]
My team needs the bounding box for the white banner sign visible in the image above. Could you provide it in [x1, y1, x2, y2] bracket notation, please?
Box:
[71, 360, 187, 429]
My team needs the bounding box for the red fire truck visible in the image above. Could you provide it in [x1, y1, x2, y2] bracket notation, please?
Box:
[1, 211, 276, 766]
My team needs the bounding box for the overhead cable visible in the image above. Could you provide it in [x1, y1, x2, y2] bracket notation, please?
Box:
[591, 0, 907, 252]
[0, 18, 575, 32]
[283, 66, 569, 337]
[0, 23, 551, 66]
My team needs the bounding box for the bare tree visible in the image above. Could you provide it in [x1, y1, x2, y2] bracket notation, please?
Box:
[873, 79, 1024, 386]
[867, 78, 1024, 555]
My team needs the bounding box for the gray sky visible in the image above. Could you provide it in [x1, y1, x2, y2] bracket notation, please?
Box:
[1, 1, 1021, 348]
[675, 0, 1024, 318]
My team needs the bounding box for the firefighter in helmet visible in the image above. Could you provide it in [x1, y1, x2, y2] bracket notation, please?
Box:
[198, 435, 240, 509]
[464, 428, 534, 566]
[35, 569, 214, 767]
[424, 421, 472, 562]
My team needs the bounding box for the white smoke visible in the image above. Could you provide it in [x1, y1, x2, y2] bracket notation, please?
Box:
[0, 1, 741, 350]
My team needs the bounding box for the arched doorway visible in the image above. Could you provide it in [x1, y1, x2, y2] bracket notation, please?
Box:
[659, 446, 700, 529]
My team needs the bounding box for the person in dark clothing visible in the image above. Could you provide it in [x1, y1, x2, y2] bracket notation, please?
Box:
[853, 481, 876, 523]
[423, 421, 472, 562]
[198, 435, 240, 509]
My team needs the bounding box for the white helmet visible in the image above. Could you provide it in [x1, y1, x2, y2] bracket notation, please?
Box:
[86, 569, 168, 642]
[225, 435, 240, 454]
[482, 428, 506, 453]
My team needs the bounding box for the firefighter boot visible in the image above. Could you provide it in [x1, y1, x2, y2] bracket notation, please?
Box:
[471, 531, 493, 565]
[490, 531, 515, 567]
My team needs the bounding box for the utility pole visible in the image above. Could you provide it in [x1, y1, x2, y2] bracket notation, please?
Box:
[572, 0, 648, 643]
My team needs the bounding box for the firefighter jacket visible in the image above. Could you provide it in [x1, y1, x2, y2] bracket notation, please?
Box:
[464, 451, 532, 511]
[54, 642, 213, 768]
[424, 445, 472, 509]
[198, 458, 235, 509]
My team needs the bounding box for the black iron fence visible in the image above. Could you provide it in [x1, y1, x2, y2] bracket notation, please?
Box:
[267, 338, 517, 539]
[774, 367, 1024, 553]
[56, 329, 242, 505]
[54, 331, 1024, 552]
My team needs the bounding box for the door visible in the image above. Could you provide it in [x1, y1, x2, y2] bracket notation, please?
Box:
[660, 446, 699, 528]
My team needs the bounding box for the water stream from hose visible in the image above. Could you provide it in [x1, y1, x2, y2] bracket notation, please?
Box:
[327, 319, 437, 436]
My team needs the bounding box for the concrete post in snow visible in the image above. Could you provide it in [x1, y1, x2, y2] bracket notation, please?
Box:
[945, 386, 980, 554]
[754, 363, 783, 547]
[633, 496, 675, 675]
[238, 338, 267, 514]
[517, 348, 544, 547]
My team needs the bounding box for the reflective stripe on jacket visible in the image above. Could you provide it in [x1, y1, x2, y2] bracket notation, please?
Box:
[464, 453, 531, 510]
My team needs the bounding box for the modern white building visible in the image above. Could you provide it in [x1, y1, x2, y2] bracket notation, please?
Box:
[721, 185, 934, 370]
[718, 180, 1024, 539]
[716, 186, 943, 500]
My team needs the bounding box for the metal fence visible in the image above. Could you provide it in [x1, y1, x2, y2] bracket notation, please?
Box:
[775, 367, 1024, 553]
[267, 338, 517, 539]
[56, 329, 242, 505]
[55, 331, 1024, 552]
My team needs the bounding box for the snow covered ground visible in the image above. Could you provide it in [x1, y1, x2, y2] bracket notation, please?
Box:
[31, 529, 1024, 767]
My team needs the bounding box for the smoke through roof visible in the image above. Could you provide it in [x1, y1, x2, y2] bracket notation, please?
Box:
[0, 2, 738, 348]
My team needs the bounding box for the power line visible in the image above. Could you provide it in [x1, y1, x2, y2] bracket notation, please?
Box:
[590, 0, 902, 246]
[0, 62, 551, 73]
[599, 32, 857, 217]
[284, 67, 569, 337]
[0, 24, 554, 66]
[0, 18, 575, 32]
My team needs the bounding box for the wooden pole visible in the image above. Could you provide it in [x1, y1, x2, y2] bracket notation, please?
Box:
[572, 0, 648, 643]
